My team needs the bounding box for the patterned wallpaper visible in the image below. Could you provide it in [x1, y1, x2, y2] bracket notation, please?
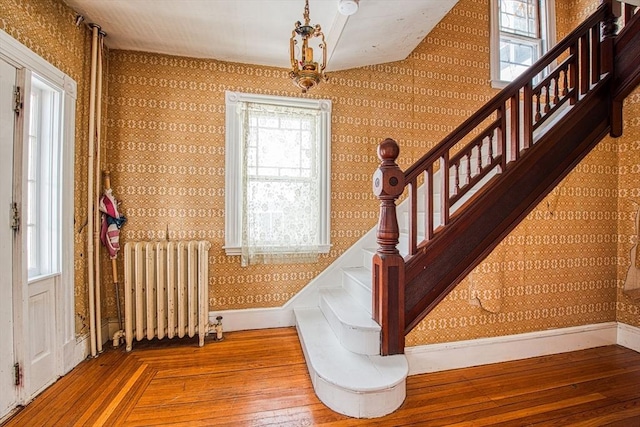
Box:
[3, 0, 638, 341]
[0, 0, 94, 334]
[617, 90, 640, 327]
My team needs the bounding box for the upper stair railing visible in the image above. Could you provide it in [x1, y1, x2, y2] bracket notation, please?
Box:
[372, 0, 638, 355]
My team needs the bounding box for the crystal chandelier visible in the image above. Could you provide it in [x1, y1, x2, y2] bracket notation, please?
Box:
[289, 0, 328, 93]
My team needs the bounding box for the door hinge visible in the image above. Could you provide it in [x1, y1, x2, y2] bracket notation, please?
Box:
[10, 202, 19, 232]
[14, 86, 22, 115]
[14, 363, 22, 386]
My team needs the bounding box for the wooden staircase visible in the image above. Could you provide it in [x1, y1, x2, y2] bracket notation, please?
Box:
[373, 0, 640, 356]
[294, 0, 640, 419]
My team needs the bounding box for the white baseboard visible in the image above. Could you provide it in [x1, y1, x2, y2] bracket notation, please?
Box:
[208, 307, 296, 332]
[617, 322, 640, 352]
[405, 322, 619, 375]
[63, 333, 90, 374]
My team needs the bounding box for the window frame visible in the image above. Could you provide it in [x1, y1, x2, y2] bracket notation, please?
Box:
[224, 91, 332, 256]
[27, 76, 62, 280]
[490, 0, 556, 88]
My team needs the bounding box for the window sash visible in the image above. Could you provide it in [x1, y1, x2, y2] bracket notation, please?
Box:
[499, 33, 542, 82]
[499, 0, 540, 38]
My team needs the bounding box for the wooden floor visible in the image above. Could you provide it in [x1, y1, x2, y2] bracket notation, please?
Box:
[4, 328, 640, 426]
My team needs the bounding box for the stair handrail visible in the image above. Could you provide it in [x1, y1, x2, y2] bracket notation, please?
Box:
[372, 0, 634, 356]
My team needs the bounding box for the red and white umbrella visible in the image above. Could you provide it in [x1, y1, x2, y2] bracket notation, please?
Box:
[99, 187, 126, 258]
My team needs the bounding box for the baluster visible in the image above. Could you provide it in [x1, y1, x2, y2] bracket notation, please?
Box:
[523, 82, 533, 149]
[487, 134, 494, 164]
[476, 141, 482, 174]
[454, 162, 460, 195]
[569, 43, 578, 105]
[535, 92, 542, 122]
[544, 83, 552, 113]
[562, 66, 569, 97]
[579, 33, 589, 95]
[624, 3, 635, 22]
[466, 153, 472, 185]
[509, 94, 520, 162]
[425, 166, 434, 240]
[372, 138, 405, 356]
[591, 22, 601, 85]
[553, 77, 559, 106]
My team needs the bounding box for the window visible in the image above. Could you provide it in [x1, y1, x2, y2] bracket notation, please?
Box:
[224, 91, 331, 265]
[491, 0, 556, 87]
[27, 75, 62, 279]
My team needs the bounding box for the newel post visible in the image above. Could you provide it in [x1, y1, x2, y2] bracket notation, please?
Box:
[601, 0, 623, 136]
[372, 138, 405, 355]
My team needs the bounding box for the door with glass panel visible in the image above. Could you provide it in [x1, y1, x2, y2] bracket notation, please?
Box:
[0, 55, 18, 420]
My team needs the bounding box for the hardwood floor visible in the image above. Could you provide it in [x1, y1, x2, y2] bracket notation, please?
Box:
[4, 328, 640, 426]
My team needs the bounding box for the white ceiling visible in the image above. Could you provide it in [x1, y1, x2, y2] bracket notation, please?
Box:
[62, 0, 459, 71]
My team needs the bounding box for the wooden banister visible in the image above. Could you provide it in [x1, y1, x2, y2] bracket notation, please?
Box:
[372, 0, 637, 356]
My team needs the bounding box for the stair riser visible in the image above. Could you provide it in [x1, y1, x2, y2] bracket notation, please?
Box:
[342, 272, 372, 314]
[320, 295, 381, 355]
[314, 374, 406, 418]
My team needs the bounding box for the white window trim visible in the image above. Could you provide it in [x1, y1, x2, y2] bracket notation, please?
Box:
[490, 0, 557, 89]
[224, 90, 332, 256]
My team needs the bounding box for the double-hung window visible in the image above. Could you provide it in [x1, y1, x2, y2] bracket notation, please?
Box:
[224, 91, 331, 266]
[491, 0, 556, 87]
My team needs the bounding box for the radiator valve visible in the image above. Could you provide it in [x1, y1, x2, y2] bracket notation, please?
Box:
[212, 315, 224, 341]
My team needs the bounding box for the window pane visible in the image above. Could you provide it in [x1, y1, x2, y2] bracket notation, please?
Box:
[28, 76, 62, 278]
[499, 37, 539, 81]
[246, 179, 318, 246]
[500, 0, 539, 38]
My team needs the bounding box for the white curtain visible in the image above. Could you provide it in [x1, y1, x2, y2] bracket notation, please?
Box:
[240, 102, 321, 266]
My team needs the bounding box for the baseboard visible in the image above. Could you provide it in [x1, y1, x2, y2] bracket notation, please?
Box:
[617, 322, 640, 352]
[63, 333, 91, 374]
[405, 322, 619, 375]
[208, 307, 296, 332]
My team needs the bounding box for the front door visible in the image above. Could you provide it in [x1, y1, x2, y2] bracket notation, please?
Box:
[0, 56, 18, 419]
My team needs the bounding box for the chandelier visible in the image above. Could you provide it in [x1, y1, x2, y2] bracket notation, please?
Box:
[289, 0, 328, 93]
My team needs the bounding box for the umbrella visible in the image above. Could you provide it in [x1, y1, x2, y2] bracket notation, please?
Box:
[99, 172, 127, 331]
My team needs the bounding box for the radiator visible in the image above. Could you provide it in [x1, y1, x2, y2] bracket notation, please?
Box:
[123, 240, 211, 351]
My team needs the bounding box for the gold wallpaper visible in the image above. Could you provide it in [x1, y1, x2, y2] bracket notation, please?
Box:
[617, 90, 640, 328]
[3, 0, 638, 341]
[0, 0, 94, 334]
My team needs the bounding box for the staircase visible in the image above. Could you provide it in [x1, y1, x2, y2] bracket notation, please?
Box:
[294, 0, 640, 419]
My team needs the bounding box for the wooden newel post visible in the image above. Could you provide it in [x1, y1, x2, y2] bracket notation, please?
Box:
[372, 138, 405, 355]
[600, 0, 623, 136]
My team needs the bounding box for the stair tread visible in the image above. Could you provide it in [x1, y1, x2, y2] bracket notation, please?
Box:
[320, 288, 380, 331]
[295, 307, 408, 392]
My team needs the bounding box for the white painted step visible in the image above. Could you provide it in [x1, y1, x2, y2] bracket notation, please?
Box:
[342, 266, 372, 313]
[294, 307, 408, 418]
[320, 288, 381, 355]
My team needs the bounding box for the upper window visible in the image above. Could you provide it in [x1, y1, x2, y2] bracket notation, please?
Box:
[491, 0, 556, 87]
[224, 91, 331, 266]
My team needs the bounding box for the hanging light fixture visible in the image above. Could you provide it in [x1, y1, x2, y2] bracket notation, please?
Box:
[289, 0, 328, 93]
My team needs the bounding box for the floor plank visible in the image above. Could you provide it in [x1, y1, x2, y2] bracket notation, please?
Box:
[3, 327, 640, 426]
